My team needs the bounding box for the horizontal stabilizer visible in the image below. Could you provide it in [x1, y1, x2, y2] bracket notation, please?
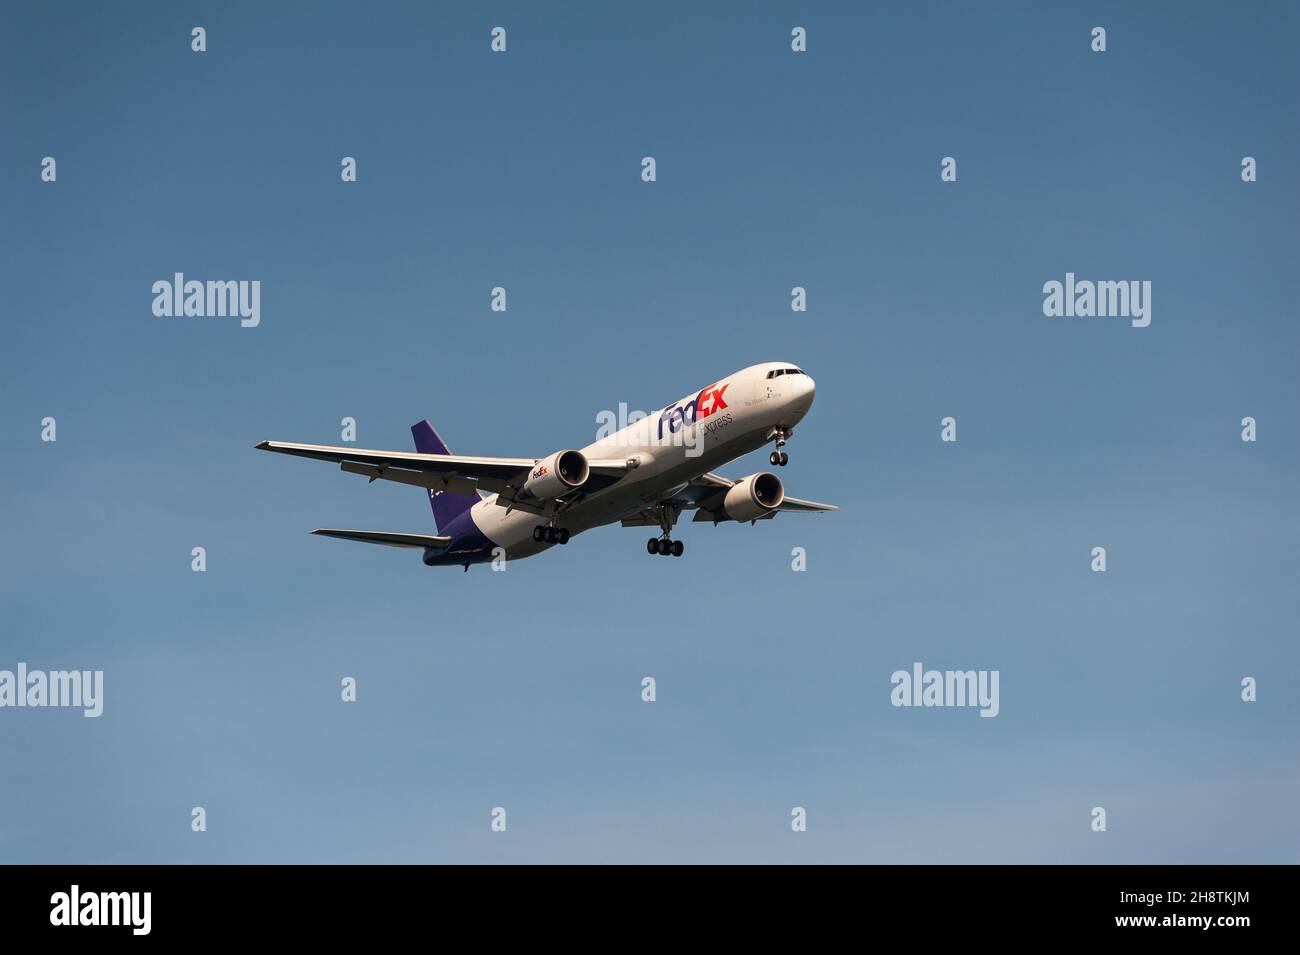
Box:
[311, 529, 453, 549]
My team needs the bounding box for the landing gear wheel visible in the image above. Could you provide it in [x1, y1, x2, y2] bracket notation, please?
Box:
[647, 537, 660, 555]
[558, 528, 570, 545]
[545, 527, 558, 544]
[671, 540, 684, 557]
[657, 538, 673, 556]
[770, 428, 791, 466]
[533, 525, 545, 542]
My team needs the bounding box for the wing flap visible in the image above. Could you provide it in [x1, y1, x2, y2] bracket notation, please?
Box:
[620, 511, 661, 527]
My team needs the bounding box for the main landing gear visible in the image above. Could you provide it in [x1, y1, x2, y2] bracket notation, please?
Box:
[645, 503, 684, 557]
[769, 427, 790, 467]
[647, 536, 684, 557]
[533, 524, 570, 545]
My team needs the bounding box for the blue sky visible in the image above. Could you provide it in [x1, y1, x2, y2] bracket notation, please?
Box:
[2, 1, 1297, 863]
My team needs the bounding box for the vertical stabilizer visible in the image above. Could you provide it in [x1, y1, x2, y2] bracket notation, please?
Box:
[411, 420, 479, 532]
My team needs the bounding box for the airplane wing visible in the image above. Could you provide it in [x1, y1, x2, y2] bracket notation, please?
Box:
[620, 472, 837, 526]
[689, 472, 838, 516]
[312, 529, 452, 549]
[256, 440, 631, 500]
[769, 495, 840, 513]
[691, 492, 839, 521]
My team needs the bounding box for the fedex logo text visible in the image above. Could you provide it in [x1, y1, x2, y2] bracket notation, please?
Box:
[657, 383, 729, 439]
[531, 466, 548, 480]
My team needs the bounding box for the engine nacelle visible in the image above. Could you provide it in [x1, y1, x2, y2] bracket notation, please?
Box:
[722, 472, 785, 522]
[521, 449, 590, 500]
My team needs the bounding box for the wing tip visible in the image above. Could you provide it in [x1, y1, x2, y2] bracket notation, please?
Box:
[255, 440, 272, 451]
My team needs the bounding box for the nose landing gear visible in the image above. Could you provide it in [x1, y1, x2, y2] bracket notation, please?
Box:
[769, 427, 790, 466]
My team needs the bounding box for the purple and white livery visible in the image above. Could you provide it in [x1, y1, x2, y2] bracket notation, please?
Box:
[257, 362, 835, 568]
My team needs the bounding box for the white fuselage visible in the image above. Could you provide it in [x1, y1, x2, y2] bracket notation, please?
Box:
[469, 362, 817, 558]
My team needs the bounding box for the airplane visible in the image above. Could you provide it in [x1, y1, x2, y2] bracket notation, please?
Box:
[256, 361, 837, 569]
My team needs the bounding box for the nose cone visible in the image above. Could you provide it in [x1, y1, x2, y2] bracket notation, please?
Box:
[795, 372, 816, 408]
[785, 371, 816, 426]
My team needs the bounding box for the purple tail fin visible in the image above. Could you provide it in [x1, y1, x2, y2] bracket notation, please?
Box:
[412, 420, 478, 532]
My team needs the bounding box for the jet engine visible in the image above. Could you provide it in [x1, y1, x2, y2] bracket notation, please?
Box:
[521, 450, 590, 500]
[721, 472, 785, 522]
